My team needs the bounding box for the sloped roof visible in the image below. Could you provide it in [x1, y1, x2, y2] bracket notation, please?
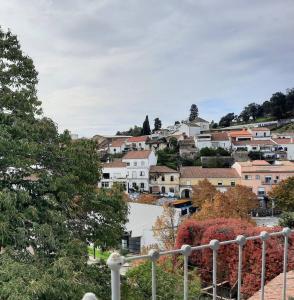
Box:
[110, 138, 127, 147]
[102, 161, 127, 168]
[229, 129, 252, 138]
[150, 165, 178, 173]
[250, 127, 270, 131]
[127, 136, 149, 143]
[232, 140, 275, 146]
[180, 167, 240, 178]
[122, 150, 152, 159]
[211, 132, 229, 141]
[272, 138, 293, 145]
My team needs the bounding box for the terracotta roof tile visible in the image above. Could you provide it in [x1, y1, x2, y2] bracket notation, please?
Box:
[211, 132, 229, 141]
[250, 127, 270, 131]
[102, 161, 127, 168]
[232, 140, 275, 146]
[110, 138, 127, 147]
[127, 136, 149, 143]
[150, 165, 178, 173]
[272, 138, 294, 144]
[180, 167, 240, 178]
[122, 150, 152, 159]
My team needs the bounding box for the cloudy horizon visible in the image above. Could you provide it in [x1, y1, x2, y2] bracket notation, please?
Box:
[1, 0, 294, 137]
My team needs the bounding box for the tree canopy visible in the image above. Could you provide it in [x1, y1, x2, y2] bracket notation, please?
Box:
[153, 117, 162, 132]
[142, 115, 151, 135]
[189, 104, 199, 121]
[0, 28, 128, 299]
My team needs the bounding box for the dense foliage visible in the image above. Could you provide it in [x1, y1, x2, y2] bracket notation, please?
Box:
[189, 104, 199, 121]
[175, 218, 294, 298]
[269, 177, 294, 211]
[0, 28, 128, 299]
[116, 125, 143, 136]
[142, 115, 151, 135]
[153, 117, 162, 132]
[278, 212, 294, 229]
[218, 88, 294, 127]
[122, 259, 201, 300]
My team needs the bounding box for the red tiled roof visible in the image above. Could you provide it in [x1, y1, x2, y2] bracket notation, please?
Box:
[248, 271, 294, 300]
[180, 167, 240, 178]
[102, 161, 127, 168]
[272, 138, 293, 145]
[150, 165, 178, 173]
[127, 136, 149, 143]
[110, 138, 127, 147]
[232, 140, 275, 146]
[229, 129, 252, 138]
[122, 150, 152, 159]
[211, 132, 229, 141]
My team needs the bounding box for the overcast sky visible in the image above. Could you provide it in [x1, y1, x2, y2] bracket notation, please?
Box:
[1, 0, 294, 137]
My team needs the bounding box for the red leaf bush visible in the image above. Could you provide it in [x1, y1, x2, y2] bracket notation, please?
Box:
[175, 218, 294, 298]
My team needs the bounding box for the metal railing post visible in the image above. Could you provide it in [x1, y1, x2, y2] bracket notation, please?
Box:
[107, 252, 125, 300]
[209, 239, 220, 300]
[282, 227, 291, 300]
[236, 235, 246, 300]
[260, 231, 269, 300]
[149, 249, 160, 300]
[181, 245, 192, 300]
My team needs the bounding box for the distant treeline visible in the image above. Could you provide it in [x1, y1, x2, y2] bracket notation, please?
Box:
[216, 88, 294, 128]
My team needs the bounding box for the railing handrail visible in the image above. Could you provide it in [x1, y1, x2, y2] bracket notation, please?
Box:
[103, 227, 293, 300]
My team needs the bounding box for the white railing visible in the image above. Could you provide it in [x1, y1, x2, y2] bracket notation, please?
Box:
[84, 227, 293, 300]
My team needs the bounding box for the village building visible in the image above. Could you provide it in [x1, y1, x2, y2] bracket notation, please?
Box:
[122, 150, 157, 192]
[149, 165, 180, 195]
[179, 167, 241, 198]
[272, 137, 294, 160]
[98, 161, 128, 190]
[228, 128, 252, 142]
[179, 137, 197, 158]
[232, 160, 294, 207]
[195, 132, 231, 150]
[124, 136, 149, 151]
[248, 127, 271, 140]
[108, 138, 127, 154]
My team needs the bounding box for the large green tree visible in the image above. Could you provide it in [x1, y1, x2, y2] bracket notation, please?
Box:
[0, 28, 128, 299]
[189, 104, 199, 121]
[142, 115, 151, 135]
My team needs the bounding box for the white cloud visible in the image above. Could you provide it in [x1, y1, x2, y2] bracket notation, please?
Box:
[1, 0, 294, 136]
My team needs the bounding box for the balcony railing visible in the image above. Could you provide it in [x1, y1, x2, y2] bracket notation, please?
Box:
[83, 228, 294, 300]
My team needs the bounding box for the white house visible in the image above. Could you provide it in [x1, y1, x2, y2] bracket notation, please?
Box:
[109, 138, 127, 154]
[122, 150, 157, 192]
[195, 132, 231, 150]
[98, 161, 128, 190]
[125, 136, 149, 151]
[249, 127, 271, 140]
[124, 202, 181, 251]
[272, 138, 294, 160]
[176, 117, 210, 137]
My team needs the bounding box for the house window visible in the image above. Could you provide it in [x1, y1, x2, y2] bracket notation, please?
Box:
[162, 176, 165, 181]
[140, 183, 144, 189]
[103, 173, 110, 179]
[102, 182, 109, 188]
[265, 176, 272, 183]
[161, 186, 166, 193]
[244, 175, 252, 180]
[132, 182, 137, 188]
[276, 176, 279, 180]
[134, 161, 137, 166]
[140, 171, 145, 176]
[256, 175, 260, 180]
[218, 182, 223, 186]
[170, 175, 174, 182]
[169, 187, 175, 193]
[126, 162, 130, 166]
[231, 181, 235, 187]
[252, 147, 257, 150]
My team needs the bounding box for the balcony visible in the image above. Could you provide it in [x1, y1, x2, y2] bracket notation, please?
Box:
[83, 228, 293, 300]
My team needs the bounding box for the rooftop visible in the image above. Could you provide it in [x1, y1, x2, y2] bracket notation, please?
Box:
[272, 138, 294, 144]
[150, 165, 178, 173]
[110, 138, 127, 147]
[211, 132, 229, 141]
[102, 161, 127, 168]
[180, 167, 240, 178]
[250, 127, 270, 131]
[232, 139, 275, 146]
[228, 129, 252, 138]
[127, 136, 149, 143]
[122, 150, 152, 159]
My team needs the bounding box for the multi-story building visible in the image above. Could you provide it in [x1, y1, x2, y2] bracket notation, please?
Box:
[249, 127, 271, 140]
[195, 132, 231, 151]
[272, 138, 294, 160]
[149, 165, 180, 195]
[124, 136, 149, 151]
[232, 160, 294, 207]
[179, 167, 241, 198]
[228, 129, 252, 142]
[98, 161, 128, 190]
[122, 150, 157, 192]
[109, 138, 127, 154]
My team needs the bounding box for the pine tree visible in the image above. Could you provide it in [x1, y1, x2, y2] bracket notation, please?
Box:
[189, 104, 199, 121]
[0, 28, 128, 299]
[142, 115, 151, 135]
